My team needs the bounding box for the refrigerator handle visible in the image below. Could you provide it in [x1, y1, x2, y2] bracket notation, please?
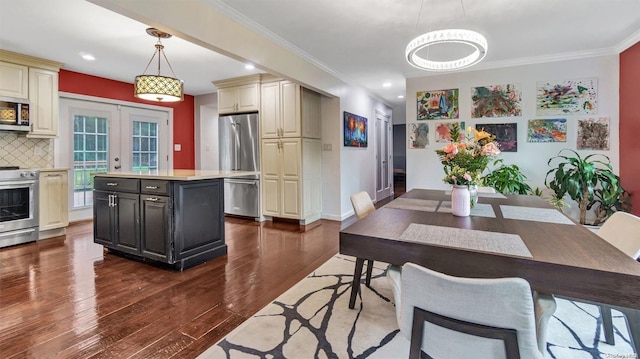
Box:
[232, 122, 241, 170]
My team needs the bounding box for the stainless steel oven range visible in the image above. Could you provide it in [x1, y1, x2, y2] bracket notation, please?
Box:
[0, 167, 39, 248]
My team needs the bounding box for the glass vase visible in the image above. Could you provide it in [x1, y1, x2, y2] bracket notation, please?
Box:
[468, 184, 478, 208]
[451, 185, 471, 217]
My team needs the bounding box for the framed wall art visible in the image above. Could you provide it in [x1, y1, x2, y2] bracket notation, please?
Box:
[536, 78, 597, 115]
[577, 117, 609, 150]
[408, 123, 429, 149]
[435, 121, 465, 143]
[471, 83, 522, 118]
[417, 89, 459, 120]
[343, 111, 368, 147]
[476, 123, 518, 152]
[527, 119, 567, 143]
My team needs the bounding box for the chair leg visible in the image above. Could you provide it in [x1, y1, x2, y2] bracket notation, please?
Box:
[365, 260, 374, 287]
[616, 307, 640, 354]
[600, 305, 615, 345]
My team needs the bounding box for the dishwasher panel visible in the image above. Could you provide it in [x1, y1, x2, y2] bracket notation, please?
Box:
[224, 178, 260, 218]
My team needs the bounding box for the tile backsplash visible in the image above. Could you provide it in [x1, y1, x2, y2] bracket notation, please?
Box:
[0, 132, 54, 168]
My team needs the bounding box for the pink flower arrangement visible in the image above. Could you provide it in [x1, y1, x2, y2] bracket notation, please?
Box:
[435, 123, 501, 185]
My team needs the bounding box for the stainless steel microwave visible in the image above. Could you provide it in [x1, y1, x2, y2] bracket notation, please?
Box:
[0, 97, 30, 132]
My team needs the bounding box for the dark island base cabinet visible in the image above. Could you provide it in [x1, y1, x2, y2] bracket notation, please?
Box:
[93, 177, 227, 271]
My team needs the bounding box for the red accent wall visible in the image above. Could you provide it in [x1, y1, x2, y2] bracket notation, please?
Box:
[620, 42, 640, 216]
[59, 70, 195, 169]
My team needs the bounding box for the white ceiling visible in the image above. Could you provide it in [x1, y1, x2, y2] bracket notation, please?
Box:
[1, 0, 639, 106]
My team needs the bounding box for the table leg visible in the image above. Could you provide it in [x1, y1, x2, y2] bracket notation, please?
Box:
[349, 258, 365, 309]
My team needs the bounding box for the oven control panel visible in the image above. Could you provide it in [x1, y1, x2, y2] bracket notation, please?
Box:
[19, 171, 39, 178]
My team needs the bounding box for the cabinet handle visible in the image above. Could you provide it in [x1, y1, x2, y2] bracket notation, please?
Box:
[108, 194, 117, 207]
[145, 186, 159, 189]
[107, 182, 118, 186]
[145, 197, 159, 202]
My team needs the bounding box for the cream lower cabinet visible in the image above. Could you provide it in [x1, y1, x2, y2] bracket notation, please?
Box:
[39, 169, 69, 237]
[262, 138, 321, 224]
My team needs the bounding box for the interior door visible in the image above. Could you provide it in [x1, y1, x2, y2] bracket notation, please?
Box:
[376, 111, 392, 200]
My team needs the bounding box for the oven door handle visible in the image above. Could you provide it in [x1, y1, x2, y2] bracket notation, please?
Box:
[0, 180, 37, 188]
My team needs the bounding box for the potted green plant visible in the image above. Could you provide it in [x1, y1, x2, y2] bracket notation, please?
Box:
[545, 149, 629, 225]
[482, 159, 532, 195]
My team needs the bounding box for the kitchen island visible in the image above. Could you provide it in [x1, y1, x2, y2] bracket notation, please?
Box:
[93, 170, 257, 270]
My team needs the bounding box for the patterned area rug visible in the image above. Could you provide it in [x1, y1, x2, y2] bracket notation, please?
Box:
[198, 256, 636, 358]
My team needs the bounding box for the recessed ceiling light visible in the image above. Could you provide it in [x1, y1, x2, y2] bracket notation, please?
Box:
[245, 64, 255, 70]
[398, 95, 405, 99]
[80, 52, 95, 61]
[382, 82, 391, 88]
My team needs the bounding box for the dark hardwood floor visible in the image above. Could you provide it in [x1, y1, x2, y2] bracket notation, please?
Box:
[0, 217, 340, 358]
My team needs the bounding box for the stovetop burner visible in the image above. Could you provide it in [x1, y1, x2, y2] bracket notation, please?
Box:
[0, 166, 19, 170]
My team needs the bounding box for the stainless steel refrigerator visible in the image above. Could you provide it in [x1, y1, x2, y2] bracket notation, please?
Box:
[219, 112, 260, 218]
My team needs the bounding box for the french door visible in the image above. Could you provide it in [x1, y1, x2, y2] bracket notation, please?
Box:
[60, 98, 170, 209]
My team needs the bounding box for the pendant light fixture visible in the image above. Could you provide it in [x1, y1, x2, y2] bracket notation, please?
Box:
[134, 28, 184, 102]
[406, 0, 487, 72]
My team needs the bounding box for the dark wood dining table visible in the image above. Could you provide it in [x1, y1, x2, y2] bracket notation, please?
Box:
[340, 189, 640, 315]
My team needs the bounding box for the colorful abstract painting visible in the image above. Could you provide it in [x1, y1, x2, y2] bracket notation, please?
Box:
[408, 123, 429, 149]
[476, 123, 518, 152]
[527, 119, 567, 143]
[417, 89, 459, 120]
[577, 117, 609, 150]
[343, 111, 367, 147]
[435, 122, 466, 143]
[536, 78, 597, 115]
[471, 84, 522, 118]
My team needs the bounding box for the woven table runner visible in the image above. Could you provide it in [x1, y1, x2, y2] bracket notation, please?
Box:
[384, 198, 440, 212]
[500, 205, 575, 225]
[399, 223, 532, 258]
[437, 202, 496, 218]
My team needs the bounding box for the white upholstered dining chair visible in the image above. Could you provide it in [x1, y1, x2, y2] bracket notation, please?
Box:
[387, 263, 556, 359]
[583, 211, 640, 347]
[349, 191, 377, 287]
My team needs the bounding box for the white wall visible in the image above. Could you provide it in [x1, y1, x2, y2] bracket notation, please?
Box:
[194, 93, 219, 170]
[405, 55, 620, 193]
[337, 86, 393, 218]
[320, 96, 342, 220]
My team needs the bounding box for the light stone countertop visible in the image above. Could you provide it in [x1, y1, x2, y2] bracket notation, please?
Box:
[39, 168, 70, 172]
[94, 170, 258, 181]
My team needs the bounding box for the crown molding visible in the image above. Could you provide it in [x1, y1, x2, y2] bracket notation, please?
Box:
[616, 29, 640, 53]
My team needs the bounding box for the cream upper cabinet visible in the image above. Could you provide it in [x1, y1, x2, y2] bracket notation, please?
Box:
[217, 83, 259, 115]
[0, 61, 28, 99]
[39, 169, 69, 231]
[280, 81, 301, 137]
[261, 81, 321, 139]
[260, 81, 280, 138]
[0, 50, 62, 138]
[213, 75, 263, 115]
[28, 67, 59, 138]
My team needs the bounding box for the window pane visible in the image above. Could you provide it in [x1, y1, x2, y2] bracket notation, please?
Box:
[98, 118, 107, 133]
[86, 118, 96, 133]
[74, 116, 83, 132]
[132, 121, 159, 171]
[85, 135, 96, 151]
[97, 135, 106, 151]
[73, 115, 109, 208]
